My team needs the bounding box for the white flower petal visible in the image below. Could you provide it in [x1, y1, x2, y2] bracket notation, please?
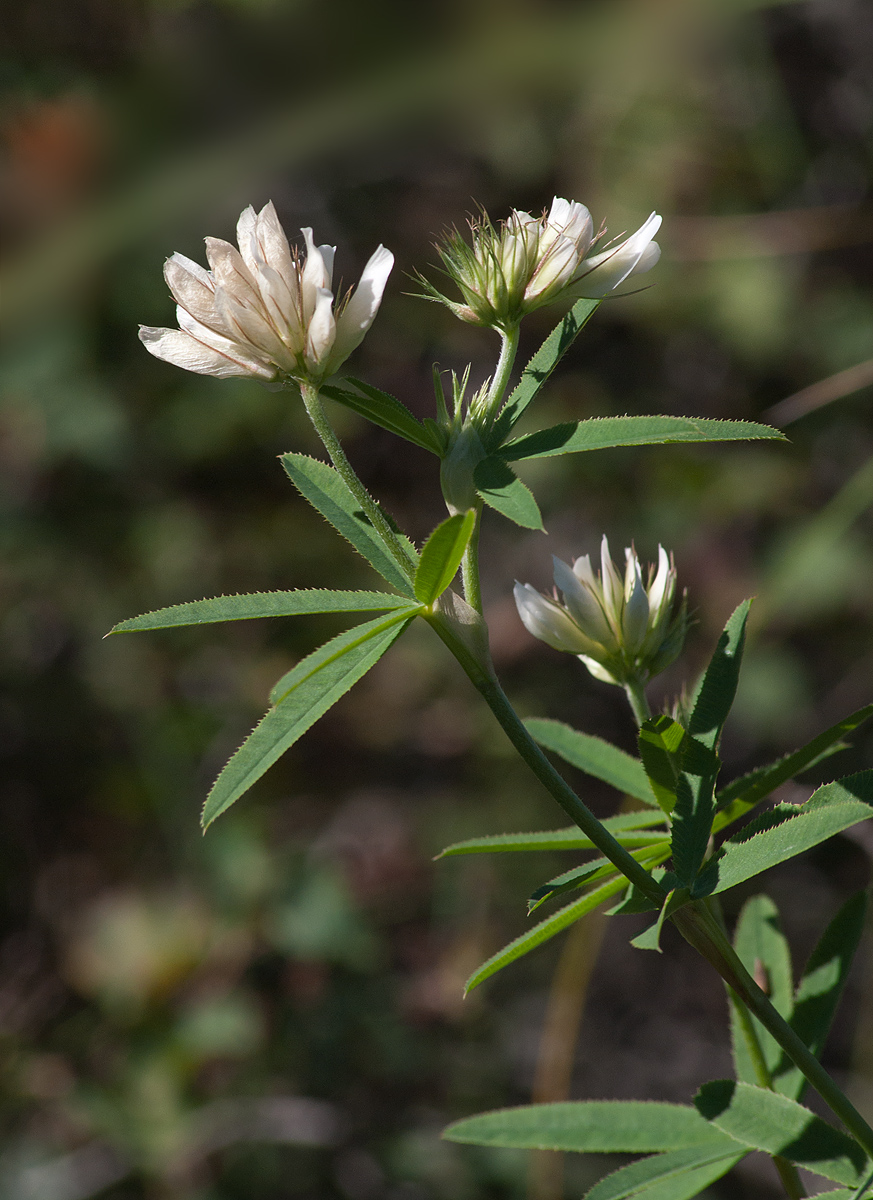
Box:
[304, 286, 337, 371]
[552, 556, 613, 643]
[175, 307, 275, 374]
[254, 201, 297, 294]
[163, 254, 225, 332]
[235, 206, 259, 274]
[621, 560, 650, 653]
[138, 326, 274, 380]
[573, 213, 662, 297]
[513, 583, 594, 654]
[204, 237, 262, 310]
[328, 245, 394, 372]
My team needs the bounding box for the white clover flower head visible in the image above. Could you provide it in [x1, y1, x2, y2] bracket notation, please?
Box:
[514, 536, 686, 687]
[420, 197, 660, 330]
[139, 202, 394, 386]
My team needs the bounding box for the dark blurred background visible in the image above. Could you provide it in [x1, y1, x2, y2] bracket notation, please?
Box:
[2, 1, 873, 1197]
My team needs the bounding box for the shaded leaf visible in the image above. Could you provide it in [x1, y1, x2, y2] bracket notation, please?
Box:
[778, 892, 868, 1101]
[489, 297, 601, 446]
[203, 612, 414, 827]
[695, 1080, 867, 1186]
[282, 453, 415, 594]
[473, 457, 544, 529]
[730, 895, 793, 1086]
[444, 1099, 735, 1153]
[436, 812, 669, 858]
[715, 703, 873, 833]
[670, 602, 750, 886]
[638, 716, 686, 816]
[500, 416, 785, 463]
[414, 511, 476, 604]
[528, 718, 659, 806]
[529, 843, 670, 913]
[110, 589, 420, 633]
[321, 378, 438, 452]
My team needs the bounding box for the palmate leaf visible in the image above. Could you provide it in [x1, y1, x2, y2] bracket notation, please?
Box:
[527, 718, 659, 807]
[109, 589, 421, 633]
[670, 601, 750, 887]
[499, 415, 785, 463]
[700, 771, 873, 896]
[282, 453, 416, 595]
[320, 378, 440, 453]
[444, 1099, 735, 1153]
[714, 702, 873, 833]
[436, 811, 669, 858]
[464, 873, 631, 993]
[414, 511, 476, 604]
[695, 1080, 867, 1186]
[472, 457, 544, 529]
[777, 891, 868, 1101]
[488, 297, 601, 447]
[203, 610, 417, 827]
[730, 895, 794, 1086]
[583, 1144, 744, 1200]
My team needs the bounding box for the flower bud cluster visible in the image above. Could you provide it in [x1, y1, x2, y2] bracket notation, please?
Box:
[514, 537, 687, 687]
[421, 197, 661, 331]
[139, 202, 394, 387]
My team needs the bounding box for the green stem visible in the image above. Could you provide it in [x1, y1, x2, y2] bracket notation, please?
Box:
[426, 609, 666, 908]
[624, 678, 652, 727]
[485, 324, 520, 430]
[674, 902, 873, 1162]
[730, 993, 806, 1198]
[300, 383, 414, 583]
[461, 503, 484, 614]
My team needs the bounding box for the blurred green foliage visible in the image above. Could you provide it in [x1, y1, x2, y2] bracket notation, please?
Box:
[1, 0, 872, 1196]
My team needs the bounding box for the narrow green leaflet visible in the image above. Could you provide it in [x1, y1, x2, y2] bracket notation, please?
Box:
[730, 895, 794, 1086]
[320, 379, 439, 453]
[414, 510, 476, 605]
[695, 1080, 867, 1186]
[282, 453, 416, 595]
[464, 874, 630, 993]
[529, 843, 670, 912]
[528, 718, 659, 807]
[805, 1190, 873, 1200]
[499, 416, 785, 464]
[584, 1144, 744, 1200]
[671, 601, 750, 886]
[473, 457, 544, 530]
[109, 589, 420, 633]
[714, 702, 873, 832]
[488, 297, 601, 446]
[702, 772, 873, 896]
[202, 611, 415, 828]
[777, 891, 868, 1101]
[444, 1099, 734, 1153]
[436, 812, 669, 858]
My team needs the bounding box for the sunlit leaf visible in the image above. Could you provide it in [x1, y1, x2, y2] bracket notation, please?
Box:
[282, 453, 416, 594]
[203, 611, 415, 827]
[499, 416, 785, 463]
[583, 1144, 744, 1200]
[437, 812, 669, 858]
[110, 589, 421, 633]
[414, 511, 476, 604]
[695, 1080, 867, 1186]
[321, 378, 439, 452]
[444, 1099, 736, 1153]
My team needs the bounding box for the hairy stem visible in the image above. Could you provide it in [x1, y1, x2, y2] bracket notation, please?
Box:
[300, 383, 414, 583]
[624, 678, 652, 726]
[485, 324, 520, 430]
[461, 503, 484, 614]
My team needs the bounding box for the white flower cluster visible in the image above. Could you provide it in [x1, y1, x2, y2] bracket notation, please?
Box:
[514, 537, 686, 687]
[139, 202, 394, 386]
[425, 197, 661, 329]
